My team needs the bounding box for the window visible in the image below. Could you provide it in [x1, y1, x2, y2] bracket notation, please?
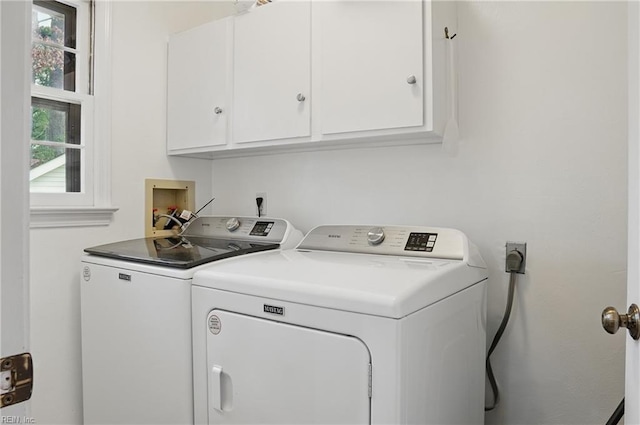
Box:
[31, 0, 89, 197]
[29, 0, 117, 226]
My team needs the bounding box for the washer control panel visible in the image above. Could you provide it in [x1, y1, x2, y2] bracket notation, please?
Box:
[405, 232, 438, 252]
[183, 216, 287, 243]
[298, 225, 465, 260]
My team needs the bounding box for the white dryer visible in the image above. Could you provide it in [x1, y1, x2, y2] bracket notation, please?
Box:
[80, 216, 302, 425]
[191, 225, 488, 425]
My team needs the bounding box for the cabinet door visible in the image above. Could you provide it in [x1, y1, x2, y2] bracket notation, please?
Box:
[167, 18, 231, 151]
[318, 1, 424, 135]
[205, 310, 371, 424]
[232, 0, 311, 144]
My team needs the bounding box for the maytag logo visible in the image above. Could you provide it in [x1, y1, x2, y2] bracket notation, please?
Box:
[328, 234, 341, 239]
[263, 304, 284, 316]
[118, 273, 131, 282]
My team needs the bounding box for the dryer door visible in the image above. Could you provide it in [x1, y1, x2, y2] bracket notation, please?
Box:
[206, 310, 371, 424]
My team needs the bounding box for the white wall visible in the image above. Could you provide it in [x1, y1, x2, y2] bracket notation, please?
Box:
[209, 2, 629, 424]
[28, 2, 231, 423]
[25, 1, 629, 424]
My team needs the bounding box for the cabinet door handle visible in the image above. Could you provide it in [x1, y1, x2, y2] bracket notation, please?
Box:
[407, 75, 417, 85]
[297, 93, 306, 102]
[214, 107, 223, 115]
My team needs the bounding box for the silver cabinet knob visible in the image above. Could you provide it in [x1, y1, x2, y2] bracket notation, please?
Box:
[214, 107, 223, 115]
[367, 227, 385, 246]
[297, 93, 306, 102]
[407, 75, 417, 85]
[226, 217, 240, 232]
[602, 304, 640, 340]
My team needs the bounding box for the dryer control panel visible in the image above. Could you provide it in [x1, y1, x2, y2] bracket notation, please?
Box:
[297, 225, 466, 260]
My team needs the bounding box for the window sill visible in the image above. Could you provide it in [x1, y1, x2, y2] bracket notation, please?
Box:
[30, 206, 119, 229]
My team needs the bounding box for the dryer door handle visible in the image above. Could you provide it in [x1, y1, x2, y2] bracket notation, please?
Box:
[210, 365, 224, 411]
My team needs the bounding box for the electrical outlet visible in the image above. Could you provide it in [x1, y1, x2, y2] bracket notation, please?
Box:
[505, 242, 527, 274]
[256, 192, 267, 217]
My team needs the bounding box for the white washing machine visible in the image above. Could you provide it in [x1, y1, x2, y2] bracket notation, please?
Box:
[191, 224, 488, 425]
[80, 216, 302, 425]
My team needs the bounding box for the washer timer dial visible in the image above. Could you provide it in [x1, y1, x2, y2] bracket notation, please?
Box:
[226, 217, 240, 231]
[367, 227, 385, 245]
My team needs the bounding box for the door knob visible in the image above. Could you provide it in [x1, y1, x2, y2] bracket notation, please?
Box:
[602, 304, 640, 340]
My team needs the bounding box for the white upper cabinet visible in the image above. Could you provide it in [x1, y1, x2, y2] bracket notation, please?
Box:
[232, 0, 311, 144]
[166, 1, 455, 158]
[167, 17, 232, 152]
[315, 1, 424, 135]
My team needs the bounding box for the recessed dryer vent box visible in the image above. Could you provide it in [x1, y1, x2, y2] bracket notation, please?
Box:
[145, 179, 195, 237]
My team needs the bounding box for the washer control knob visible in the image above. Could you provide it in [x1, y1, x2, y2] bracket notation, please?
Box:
[226, 217, 240, 232]
[367, 227, 385, 245]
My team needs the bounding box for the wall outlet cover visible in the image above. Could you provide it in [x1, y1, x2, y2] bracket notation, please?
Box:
[505, 241, 527, 274]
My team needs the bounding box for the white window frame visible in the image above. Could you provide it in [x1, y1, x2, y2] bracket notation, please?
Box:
[29, 0, 117, 228]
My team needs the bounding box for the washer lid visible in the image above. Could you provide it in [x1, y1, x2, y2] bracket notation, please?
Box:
[83, 216, 303, 269]
[193, 249, 488, 318]
[84, 236, 279, 269]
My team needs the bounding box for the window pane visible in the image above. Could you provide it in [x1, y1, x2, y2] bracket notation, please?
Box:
[32, 1, 77, 91]
[29, 145, 81, 193]
[31, 98, 80, 145]
[30, 97, 82, 193]
[31, 104, 66, 143]
[31, 45, 76, 91]
[30, 144, 64, 171]
[32, 6, 65, 48]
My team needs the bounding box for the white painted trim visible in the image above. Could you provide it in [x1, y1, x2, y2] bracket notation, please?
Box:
[0, 0, 31, 417]
[30, 206, 119, 228]
[628, 1, 640, 422]
[92, 1, 113, 208]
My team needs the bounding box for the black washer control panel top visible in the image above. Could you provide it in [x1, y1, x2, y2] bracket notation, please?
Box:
[404, 232, 438, 252]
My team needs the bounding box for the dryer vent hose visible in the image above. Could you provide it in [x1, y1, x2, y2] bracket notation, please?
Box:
[484, 271, 517, 412]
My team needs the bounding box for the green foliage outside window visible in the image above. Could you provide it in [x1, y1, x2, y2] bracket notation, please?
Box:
[30, 10, 66, 170]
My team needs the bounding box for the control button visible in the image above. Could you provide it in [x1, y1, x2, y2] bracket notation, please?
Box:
[427, 241, 435, 248]
[226, 217, 240, 231]
[428, 235, 437, 242]
[367, 227, 385, 246]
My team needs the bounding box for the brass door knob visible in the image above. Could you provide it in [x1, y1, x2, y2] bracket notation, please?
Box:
[602, 304, 640, 340]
